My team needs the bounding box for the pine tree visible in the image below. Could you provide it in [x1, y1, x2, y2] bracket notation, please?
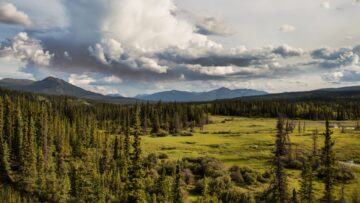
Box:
[128, 107, 146, 202]
[321, 120, 335, 203]
[141, 111, 148, 135]
[113, 136, 119, 161]
[156, 164, 169, 202]
[21, 113, 37, 192]
[0, 142, 12, 183]
[0, 97, 12, 183]
[291, 189, 299, 203]
[273, 116, 289, 203]
[3, 95, 14, 149]
[300, 157, 314, 203]
[39, 105, 48, 166]
[151, 111, 160, 134]
[124, 112, 130, 160]
[12, 97, 24, 170]
[173, 163, 183, 203]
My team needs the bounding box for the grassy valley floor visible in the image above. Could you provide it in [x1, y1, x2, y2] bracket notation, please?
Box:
[142, 116, 360, 201]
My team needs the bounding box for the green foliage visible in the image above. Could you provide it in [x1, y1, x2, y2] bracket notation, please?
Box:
[300, 157, 314, 203]
[0, 87, 358, 202]
[321, 120, 335, 203]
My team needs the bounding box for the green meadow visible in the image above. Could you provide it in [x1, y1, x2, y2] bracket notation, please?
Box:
[142, 116, 360, 200]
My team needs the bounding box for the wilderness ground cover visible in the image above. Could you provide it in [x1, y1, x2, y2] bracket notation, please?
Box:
[142, 116, 360, 200]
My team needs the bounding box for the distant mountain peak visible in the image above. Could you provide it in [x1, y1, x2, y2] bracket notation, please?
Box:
[42, 76, 66, 84]
[0, 76, 138, 104]
[215, 87, 231, 91]
[136, 87, 268, 102]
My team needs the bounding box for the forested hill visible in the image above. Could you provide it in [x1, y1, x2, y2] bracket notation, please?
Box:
[209, 86, 360, 120]
[0, 87, 210, 202]
[0, 77, 138, 104]
[230, 85, 360, 101]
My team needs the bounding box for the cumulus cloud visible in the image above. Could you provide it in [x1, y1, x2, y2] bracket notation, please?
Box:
[279, 24, 296, 33]
[272, 44, 303, 57]
[68, 73, 95, 87]
[195, 16, 232, 36]
[104, 75, 122, 84]
[0, 32, 53, 66]
[99, 0, 218, 53]
[187, 64, 236, 76]
[313, 45, 360, 83]
[0, 0, 316, 95]
[311, 46, 359, 68]
[0, 3, 33, 27]
[322, 65, 360, 83]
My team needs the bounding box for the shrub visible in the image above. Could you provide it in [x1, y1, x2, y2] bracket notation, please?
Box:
[209, 175, 233, 197]
[220, 188, 256, 203]
[158, 153, 169, 160]
[180, 131, 193, 136]
[152, 129, 168, 137]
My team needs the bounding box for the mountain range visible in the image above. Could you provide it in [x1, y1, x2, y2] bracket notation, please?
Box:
[1, 76, 360, 103]
[0, 77, 267, 102]
[135, 88, 268, 102]
[0, 77, 137, 103]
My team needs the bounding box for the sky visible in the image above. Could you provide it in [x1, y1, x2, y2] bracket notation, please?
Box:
[0, 0, 359, 97]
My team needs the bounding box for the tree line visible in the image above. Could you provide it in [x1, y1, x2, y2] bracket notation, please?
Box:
[0, 88, 358, 202]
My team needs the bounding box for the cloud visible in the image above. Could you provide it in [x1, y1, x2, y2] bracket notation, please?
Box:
[0, 32, 53, 66]
[272, 44, 303, 57]
[313, 45, 360, 83]
[0, 3, 33, 27]
[68, 73, 95, 87]
[322, 65, 360, 83]
[195, 16, 232, 36]
[279, 24, 296, 33]
[175, 9, 232, 36]
[104, 75, 122, 84]
[0, 0, 323, 95]
[311, 46, 359, 68]
[187, 64, 236, 76]
[320, 2, 331, 9]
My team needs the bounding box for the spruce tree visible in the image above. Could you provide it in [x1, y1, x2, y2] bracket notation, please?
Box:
[124, 112, 130, 160]
[0, 97, 12, 183]
[273, 116, 289, 203]
[156, 164, 169, 202]
[21, 113, 37, 192]
[291, 189, 299, 203]
[151, 110, 160, 134]
[128, 107, 146, 202]
[3, 95, 14, 149]
[300, 157, 314, 203]
[321, 120, 335, 203]
[173, 163, 183, 203]
[12, 97, 24, 169]
[113, 136, 119, 161]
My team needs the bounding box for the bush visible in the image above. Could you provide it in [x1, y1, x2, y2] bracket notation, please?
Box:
[158, 153, 169, 160]
[180, 131, 193, 136]
[230, 169, 244, 185]
[209, 175, 233, 196]
[229, 166, 265, 186]
[220, 188, 256, 203]
[336, 165, 356, 183]
[243, 172, 257, 185]
[182, 157, 225, 178]
[152, 129, 168, 137]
